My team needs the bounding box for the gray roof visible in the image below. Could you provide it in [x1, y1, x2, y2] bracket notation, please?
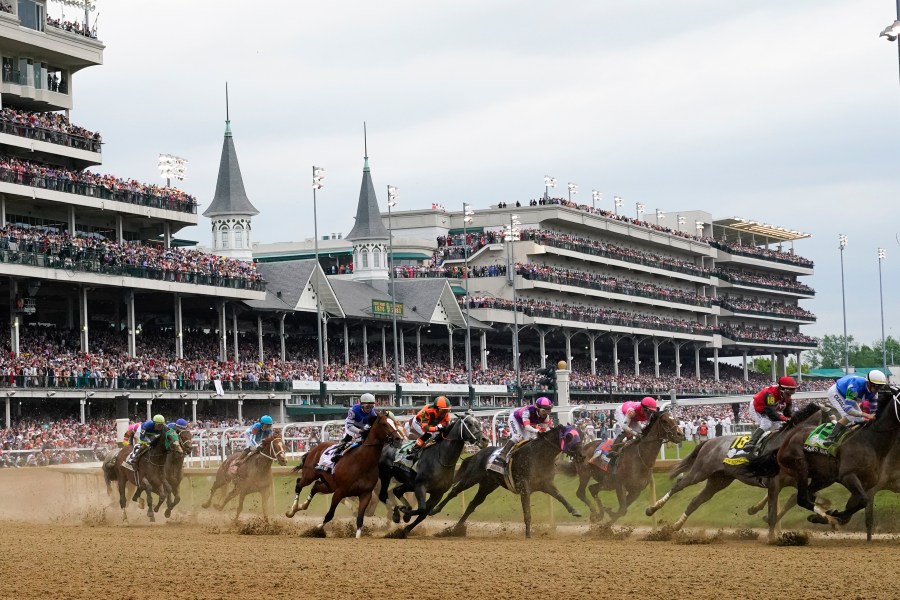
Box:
[203, 121, 260, 218]
[244, 261, 315, 311]
[345, 158, 390, 242]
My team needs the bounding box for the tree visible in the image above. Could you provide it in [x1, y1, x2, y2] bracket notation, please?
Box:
[751, 357, 771, 375]
[811, 334, 854, 369]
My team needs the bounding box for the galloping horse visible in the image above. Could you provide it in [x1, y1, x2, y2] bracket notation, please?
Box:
[775, 388, 900, 541]
[429, 425, 583, 538]
[162, 428, 193, 517]
[285, 413, 404, 538]
[645, 403, 825, 532]
[104, 429, 183, 522]
[574, 409, 684, 522]
[201, 432, 287, 519]
[378, 412, 488, 538]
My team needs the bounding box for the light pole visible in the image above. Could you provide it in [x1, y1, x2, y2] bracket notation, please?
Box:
[695, 220, 705, 237]
[636, 202, 645, 221]
[614, 196, 623, 215]
[878, 2, 900, 85]
[463, 203, 475, 407]
[387, 185, 401, 405]
[591, 190, 601, 211]
[879, 247, 887, 375]
[839, 234, 849, 374]
[158, 154, 187, 188]
[543, 176, 556, 201]
[677, 214, 686, 232]
[312, 166, 326, 405]
[655, 209, 665, 226]
[505, 214, 522, 397]
[567, 182, 578, 203]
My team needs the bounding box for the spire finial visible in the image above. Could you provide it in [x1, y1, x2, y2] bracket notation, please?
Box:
[224, 82, 232, 136]
[363, 121, 369, 171]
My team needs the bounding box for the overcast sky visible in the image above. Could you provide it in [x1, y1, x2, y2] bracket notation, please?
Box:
[63, 0, 900, 347]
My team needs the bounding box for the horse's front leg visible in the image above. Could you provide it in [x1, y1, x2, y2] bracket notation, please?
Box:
[537, 482, 582, 519]
[355, 492, 373, 539]
[391, 482, 413, 524]
[519, 484, 533, 539]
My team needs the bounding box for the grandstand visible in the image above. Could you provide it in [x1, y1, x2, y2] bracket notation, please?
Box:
[0, 5, 819, 432]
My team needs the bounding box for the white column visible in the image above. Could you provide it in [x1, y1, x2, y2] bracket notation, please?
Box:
[9, 278, 19, 357]
[480, 331, 488, 371]
[79, 287, 89, 353]
[80, 398, 86, 424]
[218, 301, 227, 362]
[770, 352, 777, 380]
[163, 222, 172, 249]
[653, 339, 661, 378]
[258, 315, 264, 363]
[68, 205, 76, 234]
[589, 334, 597, 376]
[713, 347, 720, 381]
[280, 398, 286, 424]
[343, 322, 350, 366]
[777, 354, 787, 377]
[116, 214, 124, 243]
[381, 326, 387, 367]
[674, 342, 682, 379]
[564, 331, 573, 371]
[191, 399, 198, 423]
[742, 351, 748, 382]
[416, 327, 422, 368]
[556, 367, 573, 425]
[146, 399, 152, 421]
[612, 337, 620, 376]
[126, 291, 136, 358]
[0, 194, 5, 226]
[362, 324, 368, 365]
[174, 294, 183, 359]
[633, 338, 640, 376]
[4, 396, 9, 429]
[237, 400, 243, 422]
[797, 352, 803, 383]
[323, 319, 329, 366]
[448, 328, 454, 370]
[538, 328, 548, 369]
[400, 329, 406, 367]
[232, 307, 239, 363]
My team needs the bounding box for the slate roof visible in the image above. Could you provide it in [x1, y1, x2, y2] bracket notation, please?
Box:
[345, 158, 390, 242]
[203, 120, 260, 218]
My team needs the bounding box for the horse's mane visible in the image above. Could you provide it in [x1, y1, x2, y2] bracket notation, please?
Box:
[784, 403, 822, 430]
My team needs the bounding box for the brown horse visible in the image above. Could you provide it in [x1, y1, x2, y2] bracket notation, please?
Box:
[285, 413, 404, 538]
[201, 432, 287, 519]
[645, 403, 826, 532]
[103, 430, 183, 522]
[161, 428, 193, 517]
[574, 409, 684, 522]
[774, 389, 900, 541]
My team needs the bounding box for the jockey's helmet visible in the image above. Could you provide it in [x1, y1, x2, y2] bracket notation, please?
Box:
[867, 370, 888, 388]
[535, 396, 553, 413]
[778, 376, 798, 393]
[153, 414, 166, 425]
[260, 415, 274, 428]
[360, 393, 376, 406]
[175, 418, 189, 428]
[434, 396, 450, 411]
[640, 397, 658, 412]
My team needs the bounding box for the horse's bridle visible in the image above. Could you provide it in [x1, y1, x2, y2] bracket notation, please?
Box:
[258, 437, 285, 462]
[363, 416, 403, 447]
[442, 416, 481, 444]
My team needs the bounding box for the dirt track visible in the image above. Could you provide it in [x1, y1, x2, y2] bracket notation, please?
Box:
[2, 469, 900, 600]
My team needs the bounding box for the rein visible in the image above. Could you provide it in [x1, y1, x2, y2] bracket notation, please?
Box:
[258, 438, 284, 462]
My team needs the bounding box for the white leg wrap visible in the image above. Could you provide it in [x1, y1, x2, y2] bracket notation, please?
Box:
[673, 513, 687, 530]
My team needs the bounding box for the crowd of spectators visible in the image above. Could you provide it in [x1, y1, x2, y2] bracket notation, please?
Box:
[720, 325, 817, 346]
[0, 107, 100, 152]
[716, 296, 815, 320]
[710, 239, 813, 268]
[717, 268, 814, 295]
[0, 223, 264, 289]
[392, 263, 507, 279]
[464, 295, 714, 335]
[0, 155, 198, 213]
[45, 17, 98, 39]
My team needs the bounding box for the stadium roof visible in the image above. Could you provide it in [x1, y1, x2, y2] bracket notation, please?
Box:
[712, 217, 810, 242]
[203, 119, 259, 218]
[248, 260, 343, 316]
[345, 157, 390, 242]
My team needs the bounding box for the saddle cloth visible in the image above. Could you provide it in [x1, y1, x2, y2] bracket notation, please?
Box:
[316, 445, 340, 473]
[803, 423, 853, 457]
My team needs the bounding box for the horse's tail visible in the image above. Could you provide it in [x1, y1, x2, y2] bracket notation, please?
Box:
[291, 451, 309, 473]
[102, 455, 117, 493]
[669, 441, 705, 480]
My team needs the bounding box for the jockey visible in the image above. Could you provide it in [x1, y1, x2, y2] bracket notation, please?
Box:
[493, 397, 554, 467]
[740, 376, 797, 457]
[335, 393, 378, 457]
[590, 397, 657, 467]
[407, 396, 452, 460]
[821, 370, 885, 448]
[122, 422, 141, 446]
[235, 415, 274, 465]
[173, 418, 189, 433]
[123, 414, 167, 469]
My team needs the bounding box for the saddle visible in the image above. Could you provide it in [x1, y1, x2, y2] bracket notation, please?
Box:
[804, 422, 857, 457]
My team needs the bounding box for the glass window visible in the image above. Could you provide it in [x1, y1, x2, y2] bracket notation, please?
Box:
[234, 228, 243, 248]
[360, 249, 368, 268]
[18, 0, 43, 32]
[221, 228, 230, 249]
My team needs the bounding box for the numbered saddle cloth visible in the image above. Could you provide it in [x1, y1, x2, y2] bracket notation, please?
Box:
[722, 435, 753, 465]
[803, 423, 847, 456]
[315, 444, 340, 473]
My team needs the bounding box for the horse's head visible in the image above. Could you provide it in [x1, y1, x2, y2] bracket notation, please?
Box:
[453, 413, 490, 448]
[653, 409, 685, 443]
[266, 432, 287, 466]
[177, 428, 193, 453]
[373, 412, 406, 447]
[553, 425, 582, 456]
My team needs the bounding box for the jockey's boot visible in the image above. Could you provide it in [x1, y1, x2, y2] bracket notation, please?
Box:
[487, 440, 514, 474]
[123, 444, 144, 470]
[741, 427, 765, 458]
[406, 443, 423, 462]
[234, 447, 253, 467]
[821, 422, 847, 449]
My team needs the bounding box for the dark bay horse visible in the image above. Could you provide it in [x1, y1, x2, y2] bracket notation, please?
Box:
[162, 428, 193, 517]
[574, 409, 684, 522]
[104, 430, 183, 522]
[645, 403, 824, 533]
[201, 432, 287, 519]
[378, 413, 488, 538]
[776, 389, 900, 540]
[429, 425, 583, 538]
[285, 413, 405, 538]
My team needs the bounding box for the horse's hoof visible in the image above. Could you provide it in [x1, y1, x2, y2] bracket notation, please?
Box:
[807, 514, 829, 525]
[645, 507, 655, 517]
[570, 510, 582, 518]
[164, 509, 172, 519]
[383, 528, 408, 539]
[402, 513, 412, 524]
[391, 511, 401, 524]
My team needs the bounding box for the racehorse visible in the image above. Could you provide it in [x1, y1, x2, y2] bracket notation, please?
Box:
[285, 413, 405, 538]
[775, 388, 900, 541]
[201, 432, 287, 519]
[104, 430, 182, 522]
[161, 428, 193, 517]
[645, 403, 824, 533]
[377, 412, 489, 538]
[429, 424, 583, 538]
[574, 409, 684, 522]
